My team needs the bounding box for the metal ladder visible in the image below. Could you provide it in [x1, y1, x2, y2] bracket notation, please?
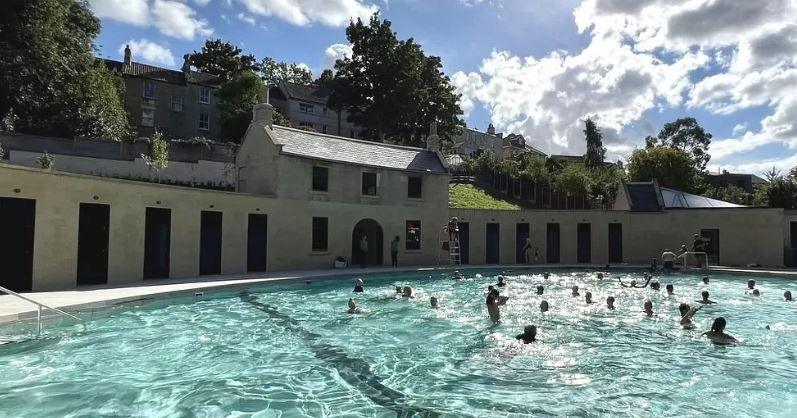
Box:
[676, 251, 710, 271]
[438, 226, 461, 266]
[0, 285, 85, 336]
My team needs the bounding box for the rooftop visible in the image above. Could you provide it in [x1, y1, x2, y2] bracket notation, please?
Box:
[622, 181, 743, 211]
[274, 82, 332, 105]
[102, 59, 221, 86]
[271, 126, 447, 174]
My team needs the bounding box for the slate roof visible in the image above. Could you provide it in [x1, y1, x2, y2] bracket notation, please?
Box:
[623, 181, 743, 211]
[102, 59, 222, 86]
[279, 82, 332, 104]
[625, 183, 663, 212]
[271, 126, 447, 174]
[660, 187, 743, 208]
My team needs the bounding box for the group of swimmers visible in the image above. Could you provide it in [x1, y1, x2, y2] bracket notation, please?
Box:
[346, 271, 794, 345]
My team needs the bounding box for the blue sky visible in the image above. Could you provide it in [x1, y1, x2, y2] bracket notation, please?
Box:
[90, 0, 797, 175]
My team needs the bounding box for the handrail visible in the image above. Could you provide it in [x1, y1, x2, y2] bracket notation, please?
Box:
[0, 285, 84, 336]
[676, 251, 710, 270]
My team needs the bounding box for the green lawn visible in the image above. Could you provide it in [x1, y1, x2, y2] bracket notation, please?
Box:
[449, 183, 520, 210]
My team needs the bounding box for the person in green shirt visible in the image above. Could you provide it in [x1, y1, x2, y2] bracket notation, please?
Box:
[390, 236, 400, 267]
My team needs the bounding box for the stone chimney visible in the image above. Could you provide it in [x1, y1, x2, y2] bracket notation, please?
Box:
[252, 88, 273, 127]
[123, 44, 131, 65]
[426, 121, 440, 152]
[487, 123, 495, 135]
[181, 54, 191, 74]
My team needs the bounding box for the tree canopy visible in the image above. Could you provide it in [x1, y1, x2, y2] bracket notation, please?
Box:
[644, 117, 712, 170]
[329, 13, 464, 146]
[627, 146, 701, 191]
[260, 57, 313, 86]
[583, 118, 606, 168]
[214, 71, 266, 142]
[189, 39, 259, 82]
[1, 0, 130, 140]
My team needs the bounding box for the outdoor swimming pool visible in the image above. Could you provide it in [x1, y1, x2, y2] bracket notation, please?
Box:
[1, 269, 796, 417]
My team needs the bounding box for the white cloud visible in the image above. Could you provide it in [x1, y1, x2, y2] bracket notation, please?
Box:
[120, 39, 176, 67]
[89, 0, 149, 26]
[194, 0, 213, 5]
[237, 12, 256, 25]
[239, 0, 378, 27]
[732, 123, 747, 136]
[152, 0, 213, 40]
[323, 43, 353, 68]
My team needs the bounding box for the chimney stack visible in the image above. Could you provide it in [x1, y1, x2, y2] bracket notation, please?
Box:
[487, 123, 495, 135]
[182, 54, 191, 74]
[123, 44, 131, 65]
[426, 121, 440, 152]
[252, 88, 273, 127]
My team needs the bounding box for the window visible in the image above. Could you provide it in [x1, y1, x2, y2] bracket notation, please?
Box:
[143, 81, 155, 99]
[407, 176, 422, 198]
[406, 220, 421, 250]
[199, 86, 211, 104]
[199, 113, 210, 130]
[362, 172, 377, 196]
[312, 166, 328, 191]
[299, 102, 314, 113]
[312, 217, 328, 251]
[171, 95, 183, 112]
[142, 110, 154, 127]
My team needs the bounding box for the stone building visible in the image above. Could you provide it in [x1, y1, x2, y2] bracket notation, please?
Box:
[269, 82, 362, 138]
[103, 45, 222, 140]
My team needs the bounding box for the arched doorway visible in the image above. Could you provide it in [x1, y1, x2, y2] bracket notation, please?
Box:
[352, 219, 383, 267]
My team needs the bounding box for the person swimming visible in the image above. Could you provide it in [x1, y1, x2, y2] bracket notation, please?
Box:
[643, 300, 654, 316]
[395, 286, 402, 294]
[696, 290, 716, 304]
[453, 270, 463, 280]
[430, 296, 440, 308]
[571, 285, 580, 297]
[752, 289, 761, 297]
[678, 303, 701, 328]
[666, 284, 674, 295]
[606, 296, 616, 310]
[747, 279, 756, 291]
[702, 317, 738, 344]
[347, 298, 360, 314]
[702, 276, 710, 284]
[540, 300, 549, 313]
[597, 272, 604, 280]
[543, 272, 550, 280]
[515, 325, 538, 344]
[618, 275, 653, 288]
[353, 278, 364, 293]
[585, 291, 594, 304]
[486, 289, 501, 322]
[785, 290, 794, 301]
[536, 285, 544, 295]
[496, 276, 506, 287]
[650, 281, 661, 291]
[402, 286, 414, 298]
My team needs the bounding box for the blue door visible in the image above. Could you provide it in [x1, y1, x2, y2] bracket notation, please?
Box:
[486, 223, 500, 264]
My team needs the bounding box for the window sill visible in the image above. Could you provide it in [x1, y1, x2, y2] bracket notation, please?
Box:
[199, 101, 210, 105]
[310, 251, 330, 255]
[405, 197, 423, 202]
[311, 190, 329, 194]
[404, 249, 423, 254]
[198, 128, 210, 132]
[361, 194, 379, 199]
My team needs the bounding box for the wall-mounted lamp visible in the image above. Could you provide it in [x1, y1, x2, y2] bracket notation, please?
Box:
[209, 204, 215, 208]
[13, 188, 21, 193]
[92, 195, 99, 200]
[156, 200, 162, 205]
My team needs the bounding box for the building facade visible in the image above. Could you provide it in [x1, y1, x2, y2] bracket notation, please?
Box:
[269, 82, 362, 138]
[706, 171, 767, 193]
[104, 46, 222, 140]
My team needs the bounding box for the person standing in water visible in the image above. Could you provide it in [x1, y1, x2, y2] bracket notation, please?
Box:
[571, 285, 580, 297]
[785, 291, 793, 301]
[696, 290, 716, 304]
[353, 278, 364, 293]
[540, 300, 549, 313]
[486, 289, 501, 322]
[390, 236, 400, 267]
[703, 317, 738, 344]
[606, 296, 616, 310]
[585, 292, 594, 304]
[516, 325, 538, 344]
[347, 298, 360, 314]
[678, 303, 701, 328]
[666, 284, 675, 295]
[359, 235, 369, 268]
[430, 296, 440, 308]
[496, 276, 507, 287]
[642, 300, 654, 316]
[536, 285, 545, 295]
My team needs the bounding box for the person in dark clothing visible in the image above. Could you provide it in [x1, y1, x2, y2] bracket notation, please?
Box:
[390, 236, 400, 267]
[516, 325, 538, 344]
[353, 278, 364, 293]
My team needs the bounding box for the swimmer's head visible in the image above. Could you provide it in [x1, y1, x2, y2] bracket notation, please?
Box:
[524, 325, 537, 338]
[536, 285, 544, 295]
[630, 280, 637, 287]
[702, 276, 710, 284]
[678, 303, 689, 316]
[606, 296, 616, 309]
[498, 276, 505, 283]
[488, 285, 494, 292]
[785, 290, 793, 301]
[490, 289, 500, 297]
[643, 300, 653, 313]
[355, 278, 364, 286]
[747, 279, 755, 289]
[711, 317, 727, 333]
[540, 300, 549, 312]
[454, 270, 462, 278]
[395, 286, 402, 293]
[597, 273, 604, 279]
[585, 291, 592, 303]
[403, 286, 413, 297]
[702, 290, 710, 300]
[571, 285, 579, 295]
[666, 284, 674, 294]
[753, 289, 761, 296]
[430, 296, 439, 307]
[348, 298, 356, 310]
[651, 281, 661, 290]
[543, 272, 550, 279]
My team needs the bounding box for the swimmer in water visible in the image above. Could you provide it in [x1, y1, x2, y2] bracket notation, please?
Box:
[585, 291, 594, 304]
[571, 285, 580, 297]
[515, 325, 538, 344]
[702, 317, 738, 344]
[347, 298, 360, 314]
[430, 296, 440, 308]
[536, 285, 544, 295]
[353, 278, 364, 293]
[702, 276, 710, 284]
[747, 279, 756, 291]
[643, 300, 654, 316]
[543, 272, 550, 280]
[606, 296, 616, 310]
[752, 289, 761, 297]
[678, 303, 701, 328]
[402, 286, 414, 298]
[666, 284, 674, 295]
[453, 270, 463, 280]
[651, 281, 661, 291]
[486, 289, 501, 322]
[618, 275, 652, 288]
[696, 290, 716, 304]
[395, 286, 402, 294]
[785, 291, 793, 301]
[496, 276, 506, 287]
[540, 300, 549, 313]
[597, 272, 604, 280]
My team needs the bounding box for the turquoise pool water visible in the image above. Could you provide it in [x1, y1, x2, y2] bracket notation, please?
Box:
[1, 269, 796, 417]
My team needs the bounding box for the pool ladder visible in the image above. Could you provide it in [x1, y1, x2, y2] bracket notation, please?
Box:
[676, 251, 710, 271]
[0, 285, 85, 336]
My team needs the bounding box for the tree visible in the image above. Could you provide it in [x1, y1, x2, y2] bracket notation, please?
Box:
[315, 69, 335, 86]
[330, 13, 464, 146]
[627, 146, 701, 191]
[583, 118, 606, 168]
[260, 57, 313, 86]
[555, 163, 591, 196]
[189, 39, 259, 82]
[214, 71, 266, 142]
[1, 0, 130, 140]
[645, 117, 712, 170]
[704, 185, 756, 206]
[141, 129, 169, 181]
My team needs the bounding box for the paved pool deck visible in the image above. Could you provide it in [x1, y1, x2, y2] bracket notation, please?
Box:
[2, 264, 796, 325]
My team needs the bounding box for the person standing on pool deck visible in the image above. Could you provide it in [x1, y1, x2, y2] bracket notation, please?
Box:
[359, 235, 369, 268]
[353, 278, 364, 293]
[696, 290, 716, 304]
[523, 237, 533, 263]
[516, 325, 538, 344]
[703, 317, 738, 344]
[390, 236, 400, 267]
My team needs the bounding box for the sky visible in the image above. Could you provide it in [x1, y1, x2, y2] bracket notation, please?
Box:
[89, 0, 797, 175]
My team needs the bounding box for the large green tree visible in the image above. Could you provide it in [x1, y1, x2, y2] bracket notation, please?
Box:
[189, 39, 259, 82]
[329, 14, 464, 146]
[1, 0, 130, 140]
[260, 57, 313, 86]
[583, 118, 606, 168]
[214, 71, 266, 142]
[627, 146, 701, 191]
[645, 117, 712, 170]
